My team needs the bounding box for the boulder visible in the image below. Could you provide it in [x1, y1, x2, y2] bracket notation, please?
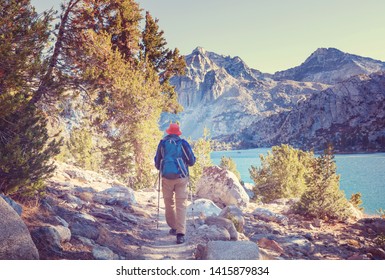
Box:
[252, 208, 289, 226]
[0, 196, 39, 260]
[92, 245, 119, 260]
[187, 198, 221, 218]
[93, 185, 136, 208]
[362, 218, 385, 234]
[0, 194, 22, 216]
[205, 216, 238, 240]
[243, 183, 255, 199]
[196, 166, 249, 208]
[194, 225, 231, 242]
[199, 241, 261, 260]
[30, 225, 71, 255]
[55, 225, 72, 243]
[219, 205, 245, 232]
[69, 213, 100, 240]
[257, 238, 284, 254]
[279, 236, 315, 256]
[367, 248, 385, 260]
[61, 193, 87, 209]
[31, 226, 64, 256]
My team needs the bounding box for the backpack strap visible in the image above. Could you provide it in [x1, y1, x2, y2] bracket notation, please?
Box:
[181, 144, 190, 161]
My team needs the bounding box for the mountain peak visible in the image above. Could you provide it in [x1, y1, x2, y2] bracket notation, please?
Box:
[274, 47, 385, 84]
[192, 46, 207, 55]
[313, 47, 343, 55]
[306, 47, 345, 61]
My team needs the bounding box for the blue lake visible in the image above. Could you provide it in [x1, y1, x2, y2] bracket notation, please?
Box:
[211, 148, 385, 215]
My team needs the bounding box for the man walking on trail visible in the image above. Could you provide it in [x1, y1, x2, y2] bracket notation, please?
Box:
[154, 122, 196, 244]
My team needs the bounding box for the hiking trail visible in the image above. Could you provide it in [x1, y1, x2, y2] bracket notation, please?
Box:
[134, 191, 196, 260]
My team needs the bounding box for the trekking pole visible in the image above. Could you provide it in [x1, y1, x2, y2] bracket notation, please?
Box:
[189, 182, 196, 229]
[156, 170, 161, 229]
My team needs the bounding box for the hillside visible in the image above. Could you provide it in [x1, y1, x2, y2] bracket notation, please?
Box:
[231, 72, 385, 152]
[167, 47, 385, 152]
[2, 163, 385, 260]
[164, 47, 329, 140]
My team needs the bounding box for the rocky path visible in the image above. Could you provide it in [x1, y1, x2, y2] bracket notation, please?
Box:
[6, 162, 385, 260]
[137, 211, 196, 260]
[133, 192, 196, 260]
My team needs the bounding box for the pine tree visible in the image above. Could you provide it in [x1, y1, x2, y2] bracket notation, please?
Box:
[141, 11, 186, 113]
[295, 145, 351, 220]
[0, 0, 60, 198]
[0, 104, 61, 197]
[53, 0, 186, 188]
[249, 144, 313, 202]
[22, 0, 187, 189]
[220, 156, 241, 181]
[0, 0, 53, 114]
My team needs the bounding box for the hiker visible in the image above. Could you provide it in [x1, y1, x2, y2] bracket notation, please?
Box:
[154, 122, 196, 244]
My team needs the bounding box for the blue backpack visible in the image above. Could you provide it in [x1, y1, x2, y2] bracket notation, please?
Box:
[161, 138, 188, 179]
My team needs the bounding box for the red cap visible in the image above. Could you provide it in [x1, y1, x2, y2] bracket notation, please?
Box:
[166, 123, 182, 136]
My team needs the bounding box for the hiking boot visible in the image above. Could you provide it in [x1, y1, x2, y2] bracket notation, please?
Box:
[169, 229, 177, 235]
[176, 234, 185, 244]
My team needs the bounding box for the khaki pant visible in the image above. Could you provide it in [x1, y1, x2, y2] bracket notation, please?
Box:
[161, 177, 189, 235]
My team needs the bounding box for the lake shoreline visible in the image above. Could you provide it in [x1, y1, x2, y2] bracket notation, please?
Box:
[211, 148, 385, 215]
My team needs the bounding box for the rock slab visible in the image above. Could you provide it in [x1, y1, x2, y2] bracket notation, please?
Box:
[196, 166, 249, 208]
[0, 197, 39, 260]
[203, 241, 261, 260]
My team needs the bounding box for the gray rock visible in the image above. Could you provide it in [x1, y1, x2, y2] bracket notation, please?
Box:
[61, 193, 86, 209]
[0, 197, 39, 260]
[194, 225, 231, 242]
[116, 211, 138, 224]
[243, 183, 255, 199]
[92, 245, 118, 260]
[205, 216, 238, 240]
[93, 185, 136, 208]
[70, 221, 99, 240]
[55, 225, 72, 243]
[196, 166, 249, 208]
[203, 241, 261, 260]
[31, 226, 63, 254]
[219, 205, 245, 232]
[363, 218, 385, 234]
[63, 167, 108, 184]
[252, 208, 289, 226]
[62, 211, 100, 240]
[279, 236, 315, 256]
[55, 216, 69, 227]
[187, 198, 221, 218]
[0, 194, 22, 216]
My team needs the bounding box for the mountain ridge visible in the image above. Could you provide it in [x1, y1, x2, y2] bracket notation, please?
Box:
[273, 47, 385, 84]
[165, 47, 385, 151]
[225, 71, 385, 152]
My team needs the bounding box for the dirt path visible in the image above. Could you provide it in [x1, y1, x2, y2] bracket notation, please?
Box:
[134, 191, 196, 260]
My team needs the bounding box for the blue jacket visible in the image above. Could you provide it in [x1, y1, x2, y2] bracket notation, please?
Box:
[154, 134, 196, 178]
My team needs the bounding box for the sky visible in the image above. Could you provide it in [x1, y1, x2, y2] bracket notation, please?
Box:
[31, 0, 385, 73]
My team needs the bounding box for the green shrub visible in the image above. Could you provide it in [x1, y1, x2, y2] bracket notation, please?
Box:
[249, 144, 313, 202]
[220, 156, 241, 181]
[67, 127, 99, 170]
[250, 144, 353, 220]
[350, 192, 364, 212]
[294, 146, 351, 220]
[189, 128, 213, 190]
[0, 105, 61, 197]
[57, 127, 103, 171]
